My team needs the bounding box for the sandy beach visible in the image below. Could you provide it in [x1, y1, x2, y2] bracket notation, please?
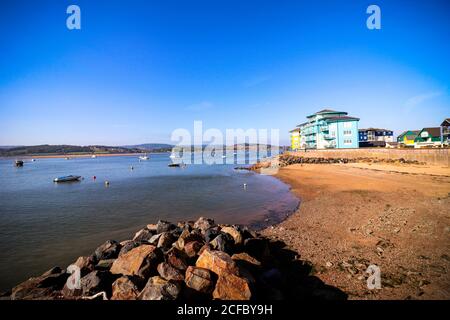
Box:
[262, 161, 450, 299]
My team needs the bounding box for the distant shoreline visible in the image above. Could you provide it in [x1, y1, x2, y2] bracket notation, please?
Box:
[0, 152, 170, 160]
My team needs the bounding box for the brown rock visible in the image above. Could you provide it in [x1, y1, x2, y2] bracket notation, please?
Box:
[96, 259, 115, 270]
[184, 241, 203, 258]
[167, 248, 188, 271]
[111, 276, 139, 300]
[157, 262, 184, 281]
[79, 270, 112, 297]
[194, 217, 215, 234]
[196, 248, 238, 276]
[231, 252, 261, 267]
[213, 272, 252, 300]
[157, 232, 176, 249]
[11, 267, 68, 300]
[110, 245, 161, 278]
[138, 276, 181, 300]
[118, 240, 140, 256]
[221, 226, 243, 245]
[93, 240, 121, 261]
[133, 228, 154, 242]
[73, 256, 95, 276]
[185, 266, 214, 294]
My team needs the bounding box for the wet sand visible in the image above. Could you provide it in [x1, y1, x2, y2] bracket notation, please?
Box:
[262, 162, 450, 299]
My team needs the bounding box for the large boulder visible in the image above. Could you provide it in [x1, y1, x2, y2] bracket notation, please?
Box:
[157, 262, 184, 281]
[156, 220, 176, 234]
[138, 276, 181, 300]
[196, 248, 238, 276]
[167, 248, 188, 271]
[72, 256, 95, 277]
[11, 267, 68, 300]
[212, 272, 252, 300]
[157, 232, 176, 250]
[210, 233, 234, 253]
[79, 270, 113, 297]
[111, 276, 139, 300]
[204, 228, 220, 242]
[194, 217, 215, 234]
[220, 226, 243, 245]
[133, 228, 154, 242]
[93, 240, 121, 261]
[231, 252, 261, 267]
[118, 240, 140, 257]
[184, 241, 203, 258]
[110, 245, 162, 279]
[185, 266, 214, 294]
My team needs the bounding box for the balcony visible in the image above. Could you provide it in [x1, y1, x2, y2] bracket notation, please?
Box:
[323, 134, 335, 140]
[319, 125, 329, 132]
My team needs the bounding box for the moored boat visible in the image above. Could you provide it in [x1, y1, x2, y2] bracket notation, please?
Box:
[168, 163, 180, 167]
[53, 175, 82, 183]
[14, 160, 24, 167]
[139, 153, 150, 160]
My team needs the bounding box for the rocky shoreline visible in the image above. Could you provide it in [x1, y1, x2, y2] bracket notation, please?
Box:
[5, 217, 346, 300]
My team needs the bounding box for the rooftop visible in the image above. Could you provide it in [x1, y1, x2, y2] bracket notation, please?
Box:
[359, 128, 392, 132]
[418, 127, 441, 137]
[325, 116, 360, 122]
[307, 109, 348, 118]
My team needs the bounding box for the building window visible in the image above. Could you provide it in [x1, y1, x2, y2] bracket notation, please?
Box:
[343, 130, 352, 135]
[344, 139, 352, 144]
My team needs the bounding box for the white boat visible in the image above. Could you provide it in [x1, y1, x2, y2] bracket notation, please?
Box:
[139, 154, 150, 160]
[53, 175, 82, 183]
[91, 155, 97, 159]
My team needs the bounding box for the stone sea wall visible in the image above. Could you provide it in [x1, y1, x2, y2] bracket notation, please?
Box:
[290, 148, 450, 167]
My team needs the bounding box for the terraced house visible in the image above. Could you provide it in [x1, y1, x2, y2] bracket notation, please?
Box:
[295, 109, 360, 149]
[414, 127, 442, 148]
[397, 130, 420, 147]
[289, 127, 302, 151]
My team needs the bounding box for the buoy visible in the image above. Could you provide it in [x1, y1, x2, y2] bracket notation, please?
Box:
[243, 183, 247, 189]
[105, 181, 110, 186]
[130, 166, 134, 170]
[93, 176, 96, 180]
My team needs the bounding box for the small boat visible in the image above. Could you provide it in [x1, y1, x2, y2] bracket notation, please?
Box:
[91, 155, 97, 159]
[14, 160, 24, 167]
[53, 175, 82, 183]
[139, 154, 150, 161]
[31, 159, 36, 162]
[168, 163, 180, 167]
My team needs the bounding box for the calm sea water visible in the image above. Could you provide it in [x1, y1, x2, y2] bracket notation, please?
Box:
[0, 153, 298, 291]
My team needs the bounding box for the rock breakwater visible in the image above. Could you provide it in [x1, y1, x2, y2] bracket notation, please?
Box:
[6, 217, 346, 301]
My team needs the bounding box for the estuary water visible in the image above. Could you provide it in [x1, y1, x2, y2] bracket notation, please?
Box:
[0, 153, 298, 291]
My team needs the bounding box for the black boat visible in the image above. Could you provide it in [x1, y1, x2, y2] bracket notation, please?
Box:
[14, 160, 24, 167]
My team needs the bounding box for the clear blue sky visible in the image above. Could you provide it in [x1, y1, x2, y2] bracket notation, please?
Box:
[0, 0, 449, 146]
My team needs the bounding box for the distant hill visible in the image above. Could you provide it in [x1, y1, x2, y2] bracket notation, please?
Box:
[0, 145, 144, 157]
[123, 143, 174, 152]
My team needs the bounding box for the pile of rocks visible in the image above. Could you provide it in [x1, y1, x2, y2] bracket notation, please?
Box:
[276, 154, 424, 167]
[7, 217, 347, 301]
